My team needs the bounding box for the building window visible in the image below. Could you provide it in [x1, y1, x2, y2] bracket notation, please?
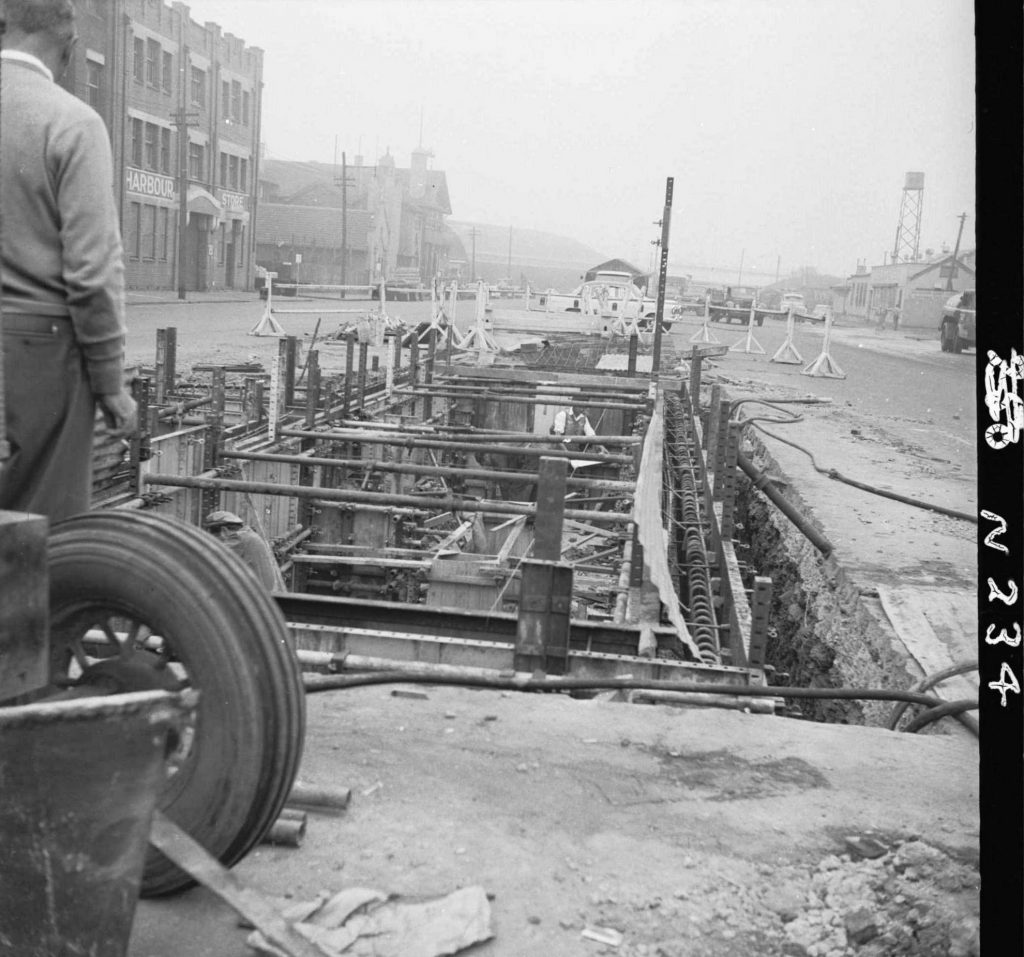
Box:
[144, 123, 158, 170]
[131, 117, 143, 166]
[218, 223, 226, 265]
[162, 51, 173, 93]
[240, 158, 248, 191]
[126, 201, 141, 260]
[159, 207, 170, 261]
[190, 67, 205, 107]
[146, 38, 159, 86]
[133, 36, 144, 83]
[228, 154, 239, 190]
[142, 204, 157, 260]
[219, 151, 227, 187]
[237, 226, 245, 267]
[221, 80, 230, 118]
[242, 90, 250, 126]
[86, 59, 102, 110]
[230, 80, 241, 122]
[188, 142, 204, 180]
[160, 128, 171, 174]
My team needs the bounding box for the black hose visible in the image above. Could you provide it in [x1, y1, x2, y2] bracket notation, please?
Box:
[303, 671, 949, 709]
[737, 450, 834, 557]
[888, 658, 979, 732]
[751, 424, 977, 525]
[902, 699, 978, 735]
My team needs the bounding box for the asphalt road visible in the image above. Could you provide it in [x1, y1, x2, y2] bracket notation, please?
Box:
[663, 313, 977, 479]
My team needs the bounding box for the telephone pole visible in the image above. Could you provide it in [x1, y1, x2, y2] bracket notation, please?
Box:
[171, 108, 199, 301]
[651, 176, 673, 378]
[469, 226, 479, 281]
[334, 151, 356, 297]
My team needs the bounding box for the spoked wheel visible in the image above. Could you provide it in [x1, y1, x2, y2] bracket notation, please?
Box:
[47, 510, 305, 897]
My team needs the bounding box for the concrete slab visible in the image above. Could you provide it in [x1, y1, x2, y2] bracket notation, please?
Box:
[130, 686, 978, 957]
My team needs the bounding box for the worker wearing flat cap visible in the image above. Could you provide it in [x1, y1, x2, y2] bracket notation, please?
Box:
[204, 510, 286, 591]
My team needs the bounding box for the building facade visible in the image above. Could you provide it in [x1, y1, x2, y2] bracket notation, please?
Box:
[842, 251, 975, 329]
[255, 149, 453, 288]
[59, 0, 262, 292]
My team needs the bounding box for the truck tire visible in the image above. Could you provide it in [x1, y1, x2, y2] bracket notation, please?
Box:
[940, 321, 953, 352]
[47, 511, 305, 897]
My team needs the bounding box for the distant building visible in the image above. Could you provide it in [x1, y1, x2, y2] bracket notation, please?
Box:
[842, 250, 975, 329]
[255, 149, 452, 287]
[585, 259, 648, 288]
[63, 1, 263, 292]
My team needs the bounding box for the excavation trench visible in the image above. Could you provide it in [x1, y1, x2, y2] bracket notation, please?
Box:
[731, 430, 918, 728]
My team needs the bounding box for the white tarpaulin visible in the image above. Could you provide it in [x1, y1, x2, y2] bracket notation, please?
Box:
[631, 395, 702, 660]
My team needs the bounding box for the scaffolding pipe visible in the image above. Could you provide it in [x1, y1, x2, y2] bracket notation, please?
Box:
[220, 450, 636, 492]
[272, 418, 642, 445]
[612, 522, 636, 623]
[277, 429, 636, 464]
[415, 381, 652, 401]
[142, 473, 633, 524]
[392, 389, 647, 412]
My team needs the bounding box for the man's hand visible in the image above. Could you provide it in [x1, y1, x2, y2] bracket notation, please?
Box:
[98, 389, 138, 437]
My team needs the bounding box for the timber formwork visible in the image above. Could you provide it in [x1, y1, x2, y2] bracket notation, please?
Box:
[97, 327, 774, 709]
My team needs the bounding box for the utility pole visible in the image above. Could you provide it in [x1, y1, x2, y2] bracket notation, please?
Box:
[737, 248, 745, 285]
[171, 107, 199, 301]
[334, 150, 356, 297]
[469, 226, 479, 281]
[775, 255, 780, 284]
[507, 225, 512, 280]
[650, 176, 673, 378]
[946, 212, 967, 291]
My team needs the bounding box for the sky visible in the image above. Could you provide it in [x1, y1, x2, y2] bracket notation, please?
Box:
[184, 0, 975, 281]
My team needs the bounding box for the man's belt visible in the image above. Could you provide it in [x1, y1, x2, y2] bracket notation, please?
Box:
[1, 297, 72, 318]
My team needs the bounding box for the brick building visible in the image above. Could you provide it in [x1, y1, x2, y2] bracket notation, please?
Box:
[58, 0, 262, 292]
[255, 148, 453, 288]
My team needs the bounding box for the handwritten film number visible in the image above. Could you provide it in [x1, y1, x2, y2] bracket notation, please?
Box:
[983, 511, 1021, 707]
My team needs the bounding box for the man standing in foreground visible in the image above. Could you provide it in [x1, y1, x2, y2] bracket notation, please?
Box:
[0, 0, 136, 522]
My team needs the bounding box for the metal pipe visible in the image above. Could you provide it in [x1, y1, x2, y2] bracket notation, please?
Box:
[612, 523, 636, 623]
[220, 450, 636, 492]
[143, 473, 633, 523]
[392, 388, 646, 412]
[436, 375, 650, 397]
[416, 381, 651, 401]
[736, 450, 834, 557]
[278, 429, 636, 464]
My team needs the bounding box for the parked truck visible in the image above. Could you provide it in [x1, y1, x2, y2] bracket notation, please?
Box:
[939, 289, 975, 353]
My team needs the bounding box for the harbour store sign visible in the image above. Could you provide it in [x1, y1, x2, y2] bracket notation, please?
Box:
[126, 167, 176, 201]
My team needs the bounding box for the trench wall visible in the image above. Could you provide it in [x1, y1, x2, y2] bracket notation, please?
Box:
[736, 431, 917, 728]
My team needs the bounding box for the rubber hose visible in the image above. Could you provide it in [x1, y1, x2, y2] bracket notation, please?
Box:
[304, 672, 949, 709]
[751, 424, 977, 525]
[902, 699, 979, 735]
[888, 658, 979, 731]
[736, 450, 834, 557]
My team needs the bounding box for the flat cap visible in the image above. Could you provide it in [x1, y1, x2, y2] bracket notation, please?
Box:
[203, 510, 244, 527]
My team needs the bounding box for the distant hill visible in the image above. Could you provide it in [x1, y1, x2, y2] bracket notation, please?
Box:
[447, 221, 609, 290]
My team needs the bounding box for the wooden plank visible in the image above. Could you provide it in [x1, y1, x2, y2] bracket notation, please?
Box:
[876, 586, 978, 702]
[0, 512, 49, 702]
[148, 812, 322, 957]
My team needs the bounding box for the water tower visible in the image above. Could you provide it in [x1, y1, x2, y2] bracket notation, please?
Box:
[892, 171, 924, 263]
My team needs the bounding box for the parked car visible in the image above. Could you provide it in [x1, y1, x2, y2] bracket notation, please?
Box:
[780, 292, 807, 315]
[939, 289, 975, 353]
